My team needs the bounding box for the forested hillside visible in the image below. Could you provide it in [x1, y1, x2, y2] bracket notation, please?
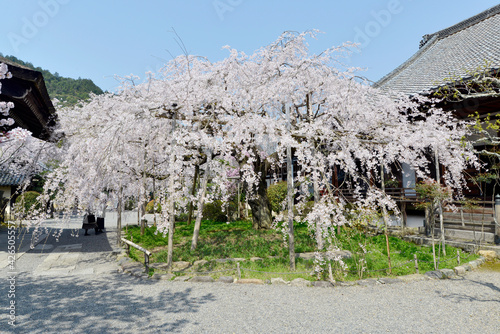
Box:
[0, 54, 104, 107]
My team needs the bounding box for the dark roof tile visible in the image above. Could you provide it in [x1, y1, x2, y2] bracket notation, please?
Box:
[0, 172, 26, 186]
[375, 5, 500, 95]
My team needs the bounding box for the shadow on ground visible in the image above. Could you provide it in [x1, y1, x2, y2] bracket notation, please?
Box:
[2, 273, 216, 333]
[434, 276, 500, 304]
[14, 226, 116, 254]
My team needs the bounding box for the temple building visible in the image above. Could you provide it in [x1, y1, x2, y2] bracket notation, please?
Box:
[375, 4, 500, 200]
[0, 57, 56, 220]
[0, 56, 57, 140]
[374, 5, 500, 242]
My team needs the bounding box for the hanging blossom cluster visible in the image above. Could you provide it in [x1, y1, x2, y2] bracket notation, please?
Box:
[28, 32, 478, 263]
[0, 63, 15, 141]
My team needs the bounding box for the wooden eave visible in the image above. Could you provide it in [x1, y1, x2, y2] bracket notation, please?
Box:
[0, 58, 57, 141]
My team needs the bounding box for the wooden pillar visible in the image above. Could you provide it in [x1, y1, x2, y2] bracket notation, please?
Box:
[424, 206, 430, 237]
[400, 201, 407, 230]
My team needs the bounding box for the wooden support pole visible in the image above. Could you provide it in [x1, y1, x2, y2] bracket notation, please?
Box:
[144, 253, 150, 273]
[495, 194, 500, 245]
[166, 112, 178, 272]
[381, 162, 392, 275]
[328, 262, 334, 283]
[414, 254, 419, 274]
[287, 143, 295, 271]
[435, 150, 446, 256]
[117, 187, 123, 247]
[237, 181, 241, 220]
[286, 104, 295, 271]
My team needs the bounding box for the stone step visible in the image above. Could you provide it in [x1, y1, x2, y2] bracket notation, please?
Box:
[442, 212, 494, 219]
[433, 228, 495, 243]
[443, 223, 495, 233]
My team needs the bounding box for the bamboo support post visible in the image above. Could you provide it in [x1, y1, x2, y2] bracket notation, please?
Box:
[495, 195, 500, 244]
[414, 254, 419, 274]
[328, 262, 334, 283]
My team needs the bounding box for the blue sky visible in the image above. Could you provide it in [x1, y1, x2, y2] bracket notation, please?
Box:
[1, 0, 499, 92]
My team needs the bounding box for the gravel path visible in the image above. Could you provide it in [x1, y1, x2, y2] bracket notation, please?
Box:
[1, 268, 498, 333]
[1, 217, 499, 333]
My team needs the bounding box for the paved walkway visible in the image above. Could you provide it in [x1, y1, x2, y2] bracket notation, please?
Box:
[1, 216, 499, 333]
[0, 215, 123, 278]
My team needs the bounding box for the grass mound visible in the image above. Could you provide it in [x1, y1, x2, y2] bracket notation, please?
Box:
[123, 220, 478, 281]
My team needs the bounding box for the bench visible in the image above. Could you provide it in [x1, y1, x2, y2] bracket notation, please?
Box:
[82, 214, 104, 235]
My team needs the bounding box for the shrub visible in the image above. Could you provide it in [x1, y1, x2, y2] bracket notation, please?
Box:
[14, 191, 41, 214]
[202, 200, 239, 222]
[124, 197, 136, 211]
[203, 200, 227, 222]
[175, 212, 189, 222]
[267, 181, 288, 213]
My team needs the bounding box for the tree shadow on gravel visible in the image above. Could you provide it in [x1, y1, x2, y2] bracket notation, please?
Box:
[4, 273, 216, 333]
[434, 277, 500, 304]
[468, 278, 500, 293]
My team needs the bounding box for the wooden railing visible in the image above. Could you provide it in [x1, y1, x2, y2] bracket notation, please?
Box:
[337, 188, 418, 202]
[121, 238, 152, 272]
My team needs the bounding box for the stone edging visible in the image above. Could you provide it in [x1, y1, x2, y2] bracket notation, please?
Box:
[116, 251, 491, 288]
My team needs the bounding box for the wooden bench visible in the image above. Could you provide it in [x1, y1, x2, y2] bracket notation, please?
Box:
[82, 214, 98, 235]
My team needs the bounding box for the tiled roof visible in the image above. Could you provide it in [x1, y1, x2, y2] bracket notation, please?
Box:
[0, 56, 57, 141]
[0, 172, 26, 186]
[374, 5, 500, 95]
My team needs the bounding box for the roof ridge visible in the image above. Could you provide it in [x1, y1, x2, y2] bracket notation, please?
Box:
[373, 35, 439, 89]
[0, 56, 33, 71]
[420, 4, 500, 48]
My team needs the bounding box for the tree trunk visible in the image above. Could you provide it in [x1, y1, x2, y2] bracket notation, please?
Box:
[247, 153, 273, 230]
[117, 188, 122, 247]
[191, 159, 210, 251]
[187, 164, 199, 226]
[248, 192, 273, 230]
[140, 213, 145, 236]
